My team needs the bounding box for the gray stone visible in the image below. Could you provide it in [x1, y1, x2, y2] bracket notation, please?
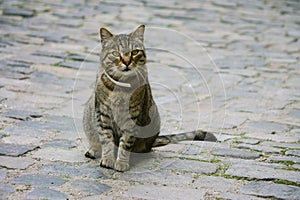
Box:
[125, 185, 206, 200]
[12, 174, 67, 187]
[160, 159, 219, 174]
[181, 144, 205, 155]
[41, 162, 105, 179]
[225, 163, 300, 184]
[31, 71, 56, 83]
[120, 170, 194, 185]
[15, 119, 75, 133]
[0, 184, 15, 197]
[57, 19, 83, 28]
[8, 66, 35, 75]
[3, 109, 39, 120]
[0, 169, 7, 181]
[212, 148, 262, 159]
[6, 60, 31, 68]
[0, 156, 35, 169]
[286, 150, 300, 157]
[3, 125, 48, 137]
[236, 143, 282, 154]
[32, 51, 68, 59]
[238, 139, 261, 145]
[53, 11, 85, 19]
[43, 115, 75, 127]
[27, 31, 66, 43]
[267, 155, 300, 164]
[32, 147, 87, 163]
[71, 180, 111, 195]
[289, 109, 300, 119]
[3, 8, 35, 18]
[292, 164, 300, 170]
[212, 0, 237, 8]
[42, 139, 77, 148]
[2, 135, 43, 145]
[262, 141, 300, 150]
[217, 192, 265, 200]
[26, 188, 68, 200]
[194, 176, 237, 193]
[216, 134, 239, 142]
[59, 61, 81, 69]
[157, 150, 215, 162]
[0, 143, 39, 156]
[241, 181, 300, 200]
[246, 120, 287, 133]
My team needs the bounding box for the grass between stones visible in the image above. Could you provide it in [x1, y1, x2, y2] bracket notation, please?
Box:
[220, 174, 300, 187]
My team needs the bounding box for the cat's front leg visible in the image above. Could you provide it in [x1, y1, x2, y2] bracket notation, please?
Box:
[99, 129, 116, 169]
[115, 134, 136, 172]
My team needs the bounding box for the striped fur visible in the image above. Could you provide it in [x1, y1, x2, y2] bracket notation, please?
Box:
[83, 25, 216, 172]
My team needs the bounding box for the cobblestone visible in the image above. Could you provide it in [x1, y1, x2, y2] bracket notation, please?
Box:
[0, 156, 35, 170]
[0, 0, 299, 199]
[212, 148, 262, 159]
[160, 159, 219, 174]
[225, 163, 300, 184]
[12, 174, 67, 187]
[26, 188, 68, 200]
[241, 181, 300, 200]
[125, 184, 206, 200]
[0, 143, 39, 157]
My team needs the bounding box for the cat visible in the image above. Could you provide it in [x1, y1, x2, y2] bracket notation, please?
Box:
[83, 25, 216, 172]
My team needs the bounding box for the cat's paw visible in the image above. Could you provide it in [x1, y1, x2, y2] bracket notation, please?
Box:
[85, 150, 96, 159]
[114, 160, 130, 172]
[100, 157, 115, 169]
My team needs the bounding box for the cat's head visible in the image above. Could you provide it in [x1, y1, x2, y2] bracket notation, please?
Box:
[100, 25, 146, 74]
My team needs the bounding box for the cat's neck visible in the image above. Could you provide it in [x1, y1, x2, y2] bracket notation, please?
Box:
[103, 70, 131, 88]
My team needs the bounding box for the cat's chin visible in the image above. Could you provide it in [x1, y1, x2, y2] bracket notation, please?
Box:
[119, 68, 136, 75]
[122, 68, 131, 72]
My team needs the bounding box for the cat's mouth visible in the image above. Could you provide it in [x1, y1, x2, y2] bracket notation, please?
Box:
[122, 67, 131, 72]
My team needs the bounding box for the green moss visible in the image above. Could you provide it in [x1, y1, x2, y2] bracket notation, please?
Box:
[281, 149, 288, 155]
[184, 157, 209, 163]
[1, 133, 9, 138]
[16, 189, 24, 192]
[211, 157, 221, 163]
[272, 160, 295, 165]
[221, 174, 300, 187]
[167, 24, 176, 28]
[281, 167, 300, 172]
[274, 180, 300, 187]
[193, 173, 201, 179]
[53, 62, 61, 67]
[60, 174, 71, 179]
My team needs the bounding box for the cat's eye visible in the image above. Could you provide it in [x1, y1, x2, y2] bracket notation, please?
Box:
[112, 51, 120, 57]
[131, 49, 139, 55]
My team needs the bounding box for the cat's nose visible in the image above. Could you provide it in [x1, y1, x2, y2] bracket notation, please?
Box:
[122, 56, 131, 67]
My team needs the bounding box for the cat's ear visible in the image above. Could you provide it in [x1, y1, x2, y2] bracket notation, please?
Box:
[100, 27, 114, 44]
[131, 25, 145, 42]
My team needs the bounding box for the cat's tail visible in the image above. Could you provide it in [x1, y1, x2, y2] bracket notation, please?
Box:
[152, 130, 217, 147]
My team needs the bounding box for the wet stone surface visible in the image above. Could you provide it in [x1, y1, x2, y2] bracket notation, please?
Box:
[0, 0, 299, 199]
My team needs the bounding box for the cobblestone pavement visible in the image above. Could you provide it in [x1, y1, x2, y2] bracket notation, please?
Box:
[1, 0, 300, 199]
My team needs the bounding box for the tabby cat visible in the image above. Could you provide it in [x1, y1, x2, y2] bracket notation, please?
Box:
[83, 25, 216, 172]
